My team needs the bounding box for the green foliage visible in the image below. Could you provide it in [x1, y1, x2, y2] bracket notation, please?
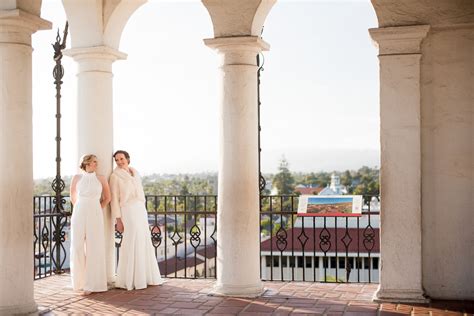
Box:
[33, 176, 71, 196]
[32, 165, 379, 199]
[292, 165, 379, 196]
[340, 170, 353, 187]
[141, 173, 217, 196]
[351, 166, 379, 195]
[293, 171, 331, 188]
[272, 157, 295, 195]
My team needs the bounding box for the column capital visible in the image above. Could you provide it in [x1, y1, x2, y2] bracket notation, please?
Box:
[0, 9, 51, 32]
[64, 45, 127, 62]
[64, 46, 127, 73]
[0, 9, 51, 45]
[204, 36, 270, 53]
[369, 25, 430, 56]
[204, 36, 269, 66]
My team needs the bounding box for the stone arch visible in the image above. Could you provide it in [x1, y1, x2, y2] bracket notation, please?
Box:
[61, 0, 145, 50]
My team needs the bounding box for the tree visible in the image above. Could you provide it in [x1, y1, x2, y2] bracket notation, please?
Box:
[353, 180, 379, 196]
[340, 170, 353, 193]
[315, 172, 331, 188]
[340, 170, 352, 187]
[273, 157, 295, 195]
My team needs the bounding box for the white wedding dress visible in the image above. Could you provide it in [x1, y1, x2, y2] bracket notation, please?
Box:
[111, 167, 163, 290]
[70, 172, 107, 292]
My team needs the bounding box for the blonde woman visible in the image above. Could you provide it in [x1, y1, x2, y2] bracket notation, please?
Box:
[110, 150, 163, 290]
[70, 154, 111, 294]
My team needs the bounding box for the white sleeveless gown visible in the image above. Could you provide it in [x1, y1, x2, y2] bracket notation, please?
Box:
[70, 172, 107, 292]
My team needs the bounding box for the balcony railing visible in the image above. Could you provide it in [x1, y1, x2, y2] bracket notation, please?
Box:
[260, 195, 380, 283]
[33, 194, 380, 283]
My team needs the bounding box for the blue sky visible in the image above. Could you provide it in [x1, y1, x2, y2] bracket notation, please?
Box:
[308, 197, 354, 205]
[32, 0, 379, 178]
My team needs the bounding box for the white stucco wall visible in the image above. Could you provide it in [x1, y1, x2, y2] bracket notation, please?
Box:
[420, 25, 474, 299]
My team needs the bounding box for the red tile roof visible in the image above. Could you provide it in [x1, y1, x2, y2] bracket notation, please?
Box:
[158, 256, 204, 275]
[295, 187, 323, 195]
[197, 244, 216, 259]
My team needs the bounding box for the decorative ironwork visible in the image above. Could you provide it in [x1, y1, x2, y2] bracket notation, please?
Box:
[50, 216, 68, 272]
[41, 226, 50, 252]
[150, 225, 162, 248]
[49, 22, 69, 275]
[51, 22, 69, 215]
[170, 230, 182, 247]
[275, 227, 288, 252]
[319, 227, 331, 253]
[363, 225, 376, 251]
[190, 224, 201, 249]
[341, 229, 353, 249]
[259, 174, 266, 192]
[260, 194, 380, 283]
[34, 193, 379, 283]
[210, 225, 217, 245]
[297, 229, 309, 248]
[257, 53, 266, 193]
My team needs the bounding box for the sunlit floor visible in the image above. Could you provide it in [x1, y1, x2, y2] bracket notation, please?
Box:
[35, 275, 473, 315]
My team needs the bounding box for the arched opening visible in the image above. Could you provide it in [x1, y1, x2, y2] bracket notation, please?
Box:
[31, 0, 381, 283]
[256, 1, 381, 284]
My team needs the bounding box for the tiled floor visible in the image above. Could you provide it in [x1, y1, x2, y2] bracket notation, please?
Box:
[35, 275, 473, 315]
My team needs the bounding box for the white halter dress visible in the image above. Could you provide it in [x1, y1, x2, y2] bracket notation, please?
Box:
[70, 172, 107, 292]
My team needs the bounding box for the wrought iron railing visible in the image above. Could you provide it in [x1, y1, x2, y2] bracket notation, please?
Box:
[33, 194, 379, 283]
[33, 195, 71, 279]
[115, 195, 217, 279]
[260, 195, 380, 283]
[33, 195, 217, 280]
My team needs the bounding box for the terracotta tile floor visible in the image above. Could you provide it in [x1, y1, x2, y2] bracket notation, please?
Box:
[35, 275, 474, 315]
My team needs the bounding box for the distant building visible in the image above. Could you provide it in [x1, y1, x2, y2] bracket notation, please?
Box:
[319, 173, 347, 195]
[294, 184, 323, 195]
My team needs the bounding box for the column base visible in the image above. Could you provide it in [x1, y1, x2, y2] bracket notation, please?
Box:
[210, 281, 264, 298]
[0, 302, 37, 316]
[374, 286, 430, 304]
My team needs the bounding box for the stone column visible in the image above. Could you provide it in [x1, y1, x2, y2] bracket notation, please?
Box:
[65, 45, 126, 284]
[369, 25, 430, 303]
[205, 36, 268, 296]
[0, 9, 51, 315]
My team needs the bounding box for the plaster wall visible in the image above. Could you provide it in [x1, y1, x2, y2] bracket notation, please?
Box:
[421, 25, 474, 299]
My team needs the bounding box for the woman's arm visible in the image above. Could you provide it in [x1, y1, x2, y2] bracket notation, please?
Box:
[70, 175, 80, 205]
[98, 175, 111, 209]
[109, 174, 124, 233]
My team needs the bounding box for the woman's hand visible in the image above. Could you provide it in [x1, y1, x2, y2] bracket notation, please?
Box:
[116, 218, 124, 233]
[98, 175, 111, 208]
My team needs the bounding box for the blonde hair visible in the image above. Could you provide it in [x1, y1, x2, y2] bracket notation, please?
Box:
[79, 154, 97, 171]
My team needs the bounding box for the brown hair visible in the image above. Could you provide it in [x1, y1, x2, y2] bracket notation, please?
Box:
[79, 154, 97, 171]
[113, 150, 130, 163]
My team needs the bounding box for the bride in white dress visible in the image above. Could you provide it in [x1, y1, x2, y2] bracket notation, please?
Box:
[70, 154, 111, 294]
[110, 150, 163, 290]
